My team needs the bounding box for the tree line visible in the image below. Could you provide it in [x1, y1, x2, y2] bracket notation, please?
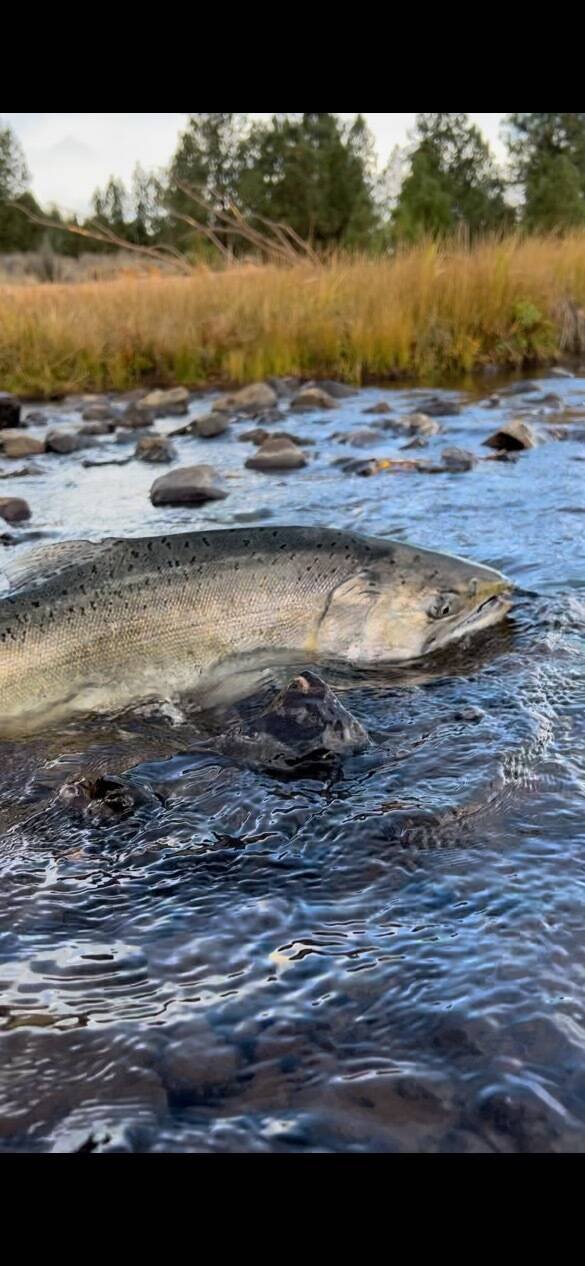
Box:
[2, 113, 585, 259]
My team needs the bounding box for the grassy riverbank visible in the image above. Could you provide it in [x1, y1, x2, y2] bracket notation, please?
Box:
[1, 235, 585, 397]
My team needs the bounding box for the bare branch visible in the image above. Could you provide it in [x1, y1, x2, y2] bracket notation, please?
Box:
[9, 201, 195, 275]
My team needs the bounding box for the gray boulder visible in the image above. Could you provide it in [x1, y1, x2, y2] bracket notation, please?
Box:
[150, 464, 227, 505]
[135, 435, 177, 463]
[245, 437, 307, 471]
[483, 419, 537, 451]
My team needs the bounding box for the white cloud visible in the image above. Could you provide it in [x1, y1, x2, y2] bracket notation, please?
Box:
[1, 112, 508, 214]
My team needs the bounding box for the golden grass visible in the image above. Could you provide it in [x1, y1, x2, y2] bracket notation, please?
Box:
[2, 235, 585, 397]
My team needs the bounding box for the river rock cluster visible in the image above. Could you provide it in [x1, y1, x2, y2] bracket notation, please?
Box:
[0, 368, 583, 528]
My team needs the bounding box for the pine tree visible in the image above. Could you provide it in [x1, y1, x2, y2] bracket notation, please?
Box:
[392, 113, 511, 241]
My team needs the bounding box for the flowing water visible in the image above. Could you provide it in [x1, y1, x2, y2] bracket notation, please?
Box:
[0, 374, 584, 1153]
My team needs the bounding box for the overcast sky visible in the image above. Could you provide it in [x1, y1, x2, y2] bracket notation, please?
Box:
[2, 113, 507, 214]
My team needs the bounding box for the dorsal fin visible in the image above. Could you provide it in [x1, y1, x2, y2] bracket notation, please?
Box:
[0, 538, 115, 594]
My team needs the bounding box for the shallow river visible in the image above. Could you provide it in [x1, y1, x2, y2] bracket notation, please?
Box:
[0, 374, 584, 1153]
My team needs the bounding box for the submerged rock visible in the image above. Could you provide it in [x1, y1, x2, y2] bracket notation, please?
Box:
[533, 393, 563, 409]
[123, 403, 157, 428]
[150, 464, 227, 505]
[363, 401, 394, 415]
[245, 437, 307, 471]
[290, 386, 337, 412]
[265, 376, 300, 398]
[306, 379, 356, 399]
[379, 413, 441, 437]
[441, 447, 478, 472]
[135, 435, 177, 463]
[79, 420, 115, 437]
[337, 428, 384, 448]
[483, 419, 537, 451]
[418, 396, 462, 417]
[238, 427, 270, 445]
[216, 671, 369, 774]
[58, 774, 159, 822]
[82, 403, 119, 423]
[0, 393, 21, 429]
[400, 436, 429, 450]
[500, 381, 540, 397]
[22, 410, 49, 425]
[0, 496, 31, 523]
[46, 430, 94, 454]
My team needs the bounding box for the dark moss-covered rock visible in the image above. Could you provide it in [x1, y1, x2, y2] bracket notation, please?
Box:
[0, 393, 21, 429]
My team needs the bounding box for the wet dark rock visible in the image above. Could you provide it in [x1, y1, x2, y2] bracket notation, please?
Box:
[0, 393, 21, 428]
[500, 381, 540, 397]
[334, 457, 379, 476]
[231, 508, 274, 522]
[238, 427, 269, 445]
[216, 671, 369, 774]
[0, 497, 31, 524]
[453, 706, 485, 722]
[246, 437, 307, 471]
[117, 427, 156, 444]
[337, 428, 384, 447]
[82, 456, 133, 468]
[418, 396, 462, 417]
[194, 414, 231, 439]
[150, 464, 227, 505]
[306, 379, 356, 399]
[249, 408, 285, 425]
[441, 447, 478, 472]
[400, 436, 429, 450]
[290, 387, 337, 412]
[388, 413, 441, 437]
[265, 376, 300, 398]
[241, 428, 313, 448]
[483, 419, 537, 451]
[81, 403, 119, 423]
[46, 430, 95, 454]
[81, 421, 117, 437]
[483, 395, 501, 408]
[475, 1087, 565, 1153]
[363, 401, 393, 415]
[58, 774, 160, 822]
[533, 393, 563, 408]
[160, 1024, 238, 1102]
[123, 403, 157, 429]
[22, 410, 48, 425]
[135, 435, 176, 464]
[414, 459, 449, 474]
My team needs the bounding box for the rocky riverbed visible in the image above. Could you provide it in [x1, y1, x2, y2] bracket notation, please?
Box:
[0, 370, 584, 1153]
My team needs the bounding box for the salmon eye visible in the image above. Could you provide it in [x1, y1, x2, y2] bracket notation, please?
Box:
[428, 593, 457, 620]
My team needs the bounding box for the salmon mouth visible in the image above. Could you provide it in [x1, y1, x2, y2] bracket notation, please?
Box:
[424, 588, 513, 655]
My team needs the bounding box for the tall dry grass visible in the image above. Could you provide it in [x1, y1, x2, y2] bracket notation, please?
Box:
[1, 235, 585, 397]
